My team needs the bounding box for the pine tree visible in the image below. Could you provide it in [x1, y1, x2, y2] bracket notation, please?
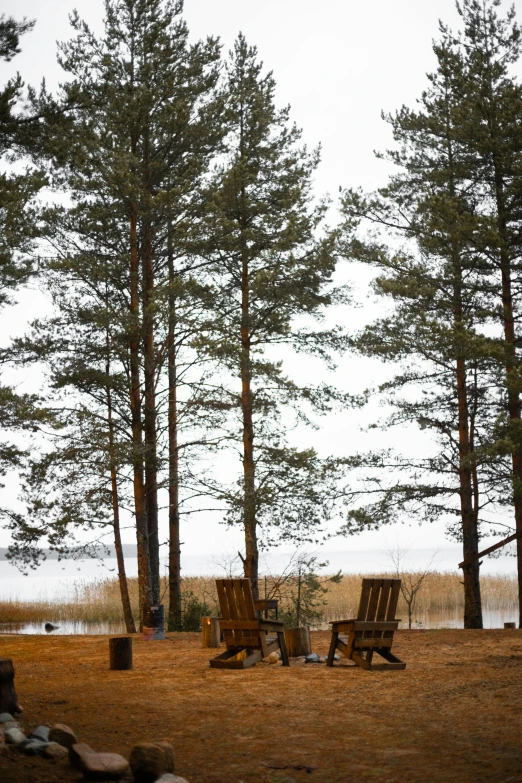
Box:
[0, 16, 56, 527]
[50, 0, 222, 621]
[193, 36, 348, 598]
[340, 19, 505, 627]
[446, 0, 522, 626]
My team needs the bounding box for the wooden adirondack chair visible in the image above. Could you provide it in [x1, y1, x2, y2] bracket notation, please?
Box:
[209, 578, 290, 669]
[326, 578, 406, 671]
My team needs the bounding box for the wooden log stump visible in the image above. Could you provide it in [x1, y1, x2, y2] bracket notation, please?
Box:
[201, 617, 221, 648]
[504, 622, 517, 629]
[109, 637, 133, 670]
[284, 626, 312, 657]
[0, 658, 21, 714]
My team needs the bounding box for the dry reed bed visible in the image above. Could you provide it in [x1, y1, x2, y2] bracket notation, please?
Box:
[0, 571, 517, 626]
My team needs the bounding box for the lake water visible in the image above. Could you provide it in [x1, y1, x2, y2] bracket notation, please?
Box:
[0, 621, 127, 635]
[0, 547, 518, 634]
[0, 609, 517, 635]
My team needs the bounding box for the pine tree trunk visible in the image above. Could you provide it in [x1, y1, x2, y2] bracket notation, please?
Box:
[499, 248, 522, 628]
[445, 125, 483, 628]
[240, 250, 259, 600]
[129, 205, 152, 624]
[142, 214, 160, 606]
[480, 57, 522, 627]
[493, 173, 522, 629]
[456, 355, 483, 628]
[167, 230, 182, 631]
[106, 336, 136, 635]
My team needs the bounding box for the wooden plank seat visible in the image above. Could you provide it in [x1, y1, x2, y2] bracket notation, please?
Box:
[210, 578, 289, 669]
[326, 578, 406, 672]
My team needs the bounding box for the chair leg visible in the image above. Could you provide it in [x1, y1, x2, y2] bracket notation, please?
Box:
[327, 631, 339, 666]
[277, 631, 290, 666]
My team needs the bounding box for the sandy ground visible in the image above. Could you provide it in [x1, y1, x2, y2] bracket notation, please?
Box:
[0, 629, 521, 783]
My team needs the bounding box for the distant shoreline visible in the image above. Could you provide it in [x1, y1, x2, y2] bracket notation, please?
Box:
[0, 545, 138, 561]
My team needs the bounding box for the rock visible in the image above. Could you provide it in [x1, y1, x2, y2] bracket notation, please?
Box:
[304, 653, 322, 663]
[155, 776, 189, 783]
[267, 652, 280, 664]
[69, 743, 95, 769]
[44, 742, 69, 759]
[70, 742, 129, 780]
[19, 739, 50, 756]
[129, 741, 175, 783]
[29, 725, 50, 743]
[79, 750, 130, 780]
[3, 721, 20, 730]
[0, 713, 14, 723]
[44, 622, 59, 631]
[49, 723, 77, 748]
[4, 727, 26, 745]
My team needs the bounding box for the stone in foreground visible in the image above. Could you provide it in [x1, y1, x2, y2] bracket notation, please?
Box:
[4, 727, 26, 745]
[155, 776, 189, 783]
[129, 741, 175, 783]
[44, 742, 69, 759]
[0, 713, 14, 724]
[19, 738, 50, 755]
[70, 742, 129, 780]
[49, 722, 77, 748]
[69, 743, 95, 768]
[29, 725, 50, 743]
[79, 750, 130, 780]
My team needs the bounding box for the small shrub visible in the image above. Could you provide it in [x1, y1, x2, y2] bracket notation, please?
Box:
[180, 591, 212, 631]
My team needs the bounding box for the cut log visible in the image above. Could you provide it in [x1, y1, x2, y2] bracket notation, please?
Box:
[284, 626, 312, 657]
[0, 658, 21, 714]
[201, 617, 221, 648]
[109, 637, 133, 670]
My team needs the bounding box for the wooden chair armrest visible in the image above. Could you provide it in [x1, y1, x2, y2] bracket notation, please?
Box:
[219, 620, 260, 631]
[259, 619, 284, 631]
[330, 620, 400, 631]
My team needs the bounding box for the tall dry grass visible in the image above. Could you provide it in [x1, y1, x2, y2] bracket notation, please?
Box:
[0, 571, 518, 627]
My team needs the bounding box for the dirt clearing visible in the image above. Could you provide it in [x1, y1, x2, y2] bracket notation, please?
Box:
[0, 630, 521, 783]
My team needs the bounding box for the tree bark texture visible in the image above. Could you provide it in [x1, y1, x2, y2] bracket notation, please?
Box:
[240, 250, 259, 599]
[109, 637, 133, 670]
[0, 658, 21, 715]
[493, 172, 522, 628]
[284, 626, 312, 657]
[456, 355, 483, 628]
[129, 206, 152, 624]
[167, 233, 182, 631]
[201, 617, 221, 648]
[106, 340, 137, 635]
[142, 204, 160, 606]
[444, 122, 483, 628]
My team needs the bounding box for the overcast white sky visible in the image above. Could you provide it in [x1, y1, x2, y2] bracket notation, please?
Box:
[0, 0, 517, 577]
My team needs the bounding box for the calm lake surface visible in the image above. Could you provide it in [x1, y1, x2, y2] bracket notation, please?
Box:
[0, 609, 517, 635]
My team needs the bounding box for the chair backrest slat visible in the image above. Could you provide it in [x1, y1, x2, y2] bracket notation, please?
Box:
[216, 578, 258, 647]
[376, 579, 393, 621]
[356, 579, 374, 620]
[386, 580, 401, 621]
[355, 578, 402, 639]
[365, 579, 382, 621]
